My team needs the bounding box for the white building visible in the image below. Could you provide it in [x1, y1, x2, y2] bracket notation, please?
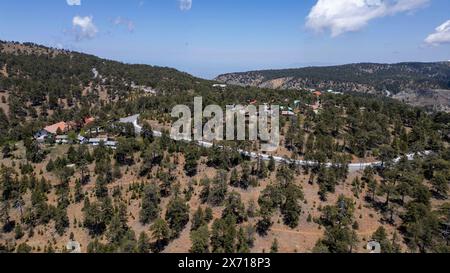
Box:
[89, 137, 108, 146]
[55, 135, 69, 144]
[66, 240, 81, 253]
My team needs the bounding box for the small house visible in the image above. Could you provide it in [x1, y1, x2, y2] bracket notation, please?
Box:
[34, 130, 49, 142]
[89, 137, 108, 146]
[282, 110, 295, 116]
[66, 241, 81, 253]
[55, 135, 69, 144]
[44, 121, 70, 135]
[313, 91, 322, 97]
[88, 127, 104, 135]
[142, 87, 157, 94]
[84, 117, 96, 126]
[105, 141, 117, 149]
[77, 135, 87, 144]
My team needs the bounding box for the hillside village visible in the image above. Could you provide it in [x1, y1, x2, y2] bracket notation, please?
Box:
[0, 42, 449, 254]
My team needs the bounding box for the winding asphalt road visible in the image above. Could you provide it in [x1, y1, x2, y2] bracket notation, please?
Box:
[127, 116, 431, 172]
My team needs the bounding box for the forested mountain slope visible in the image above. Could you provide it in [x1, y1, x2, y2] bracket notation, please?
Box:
[0, 41, 202, 143]
[0, 41, 449, 254]
[0, 40, 199, 118]
[216, 62, 450, 112]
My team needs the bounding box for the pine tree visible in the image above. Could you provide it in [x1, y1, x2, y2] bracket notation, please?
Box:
[107, 213, 127, 244]
[150, 218, 170, 242]
[318, 195, 359, 253]
[367, 178, 377, 202]
[431, 172, 448, 198]
[140, 184, 160, 225]
[204, 207, 213, 223]
[351, 177, 362, 198]
[137, 231, 151, 253]
[222, 192, 246, 224]
[2, 144, 12, 158]
[230, 168, 239, 187]
[270, 238, 279, 253]
[95, 174, 108, 198]
[256, 213, 272, 237]
[165, 197, 189, 235]
[281, 189, 302, 228]
[371, 226, 400, 253]
[240, 163, 251, 189]
[208, 171, 228, 206]
[16, 243, 32, 253]
[55, 207, 69, 236]
[258, 160, 268, 179]
[211, 215, 237, 253]
[268, 156, 276, 172]
[150, 218, 170, 253]
[191, 206, 206, 231]
[190, 225, 210, 253]
[402, 201, 440, 253]
[74, 179, 83, 203]
[14, 223, 24, 239]
[236, 227, 250, 253]
[184, 149, 199, 177]
[141, 122, 154, 144]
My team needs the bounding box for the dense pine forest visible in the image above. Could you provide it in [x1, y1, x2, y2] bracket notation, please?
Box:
[215, 62, 450, 112]
[216, 62, 450, 93]
[0, 41, 449, 253]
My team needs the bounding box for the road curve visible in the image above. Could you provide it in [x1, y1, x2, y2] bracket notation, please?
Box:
[127, 116, 431, 172]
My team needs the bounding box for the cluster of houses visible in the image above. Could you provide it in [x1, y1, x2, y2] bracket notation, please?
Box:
[130, 82, 157, 95]
[34, 117, 118, 149]
[34, 121, 73, 143]
[212, 84, 228, 89]
[227, 99, 320, 118]
[282, 103, 321, 116]
[280, 105, 295, 117]
[227, 103, 284, 117]
[326, 89, 343, 95]
[209, 86, 336, 118]
[307, 89, 343, 96]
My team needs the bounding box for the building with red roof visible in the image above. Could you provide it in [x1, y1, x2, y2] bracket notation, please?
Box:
[84, 117, 96, 126]
[313, 91, 322, 97]
[44, 121, 70, 135]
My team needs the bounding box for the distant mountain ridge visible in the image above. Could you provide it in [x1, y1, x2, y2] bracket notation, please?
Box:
[215, 62, 450, 112]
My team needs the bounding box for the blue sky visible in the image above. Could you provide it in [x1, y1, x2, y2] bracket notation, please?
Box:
[0, 0, 449, 79]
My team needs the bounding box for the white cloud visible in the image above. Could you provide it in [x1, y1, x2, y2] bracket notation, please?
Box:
[425, 20, 450, 46]
[306, 0, 429, 37]
[179, 0, 192, 11]
[72, 16, 98, 40]
[113, 17, 135, 32]
[66, 0, 81, 6]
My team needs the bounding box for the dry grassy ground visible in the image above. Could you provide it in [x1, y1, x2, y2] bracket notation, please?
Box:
[0, 140, 419, 253]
